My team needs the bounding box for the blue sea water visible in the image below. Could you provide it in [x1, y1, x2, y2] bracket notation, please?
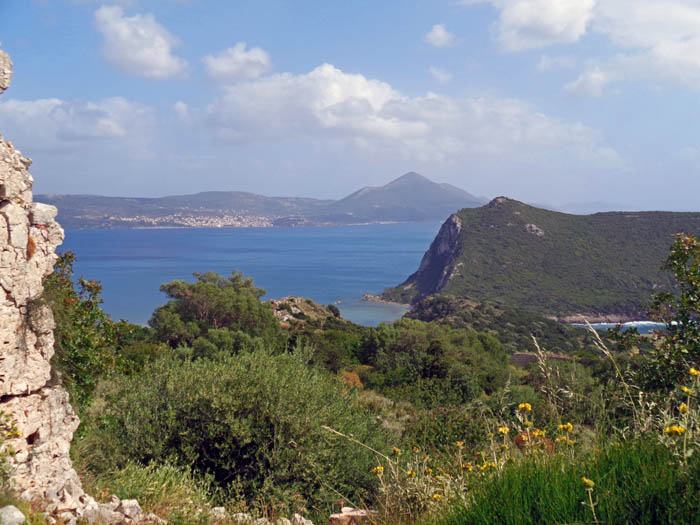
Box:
[60, 223, 442, 326]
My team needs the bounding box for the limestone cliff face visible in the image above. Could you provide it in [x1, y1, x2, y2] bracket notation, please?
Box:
[381, 213, 463, 303]
[0, 47, 93, 521]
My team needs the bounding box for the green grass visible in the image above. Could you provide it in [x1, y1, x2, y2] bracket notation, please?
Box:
[436, 439, 700, 524]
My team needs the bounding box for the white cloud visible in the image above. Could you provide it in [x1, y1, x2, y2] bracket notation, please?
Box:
[94, 5, 188, 79]
[537, 54, 576, 71]
[565, 65, 616, 97]
[462, 0, 595, 51]
[0, 96, 154, 149]
[428, 66, 453, 83]
[173, 101, 189, 120]
[203, 43, 271, 82]
[424, 24, 456, 47]
[587, 0, 700, 93]
[199, 63, 620, 169]
[465, 0, 700, 94]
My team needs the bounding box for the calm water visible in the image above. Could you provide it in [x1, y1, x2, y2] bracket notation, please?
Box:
[60, 223, 441, 326]
[584, 322, 666, 334]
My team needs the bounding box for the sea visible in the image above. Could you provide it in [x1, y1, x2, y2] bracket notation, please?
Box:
[60, 223, 667, 332]
[60, 223, 442, 327]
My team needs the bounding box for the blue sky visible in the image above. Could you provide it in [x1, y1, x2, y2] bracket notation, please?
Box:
[1, 0, 699, 211]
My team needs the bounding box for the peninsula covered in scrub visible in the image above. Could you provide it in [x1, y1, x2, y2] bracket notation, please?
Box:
[382, 196, 700, 322]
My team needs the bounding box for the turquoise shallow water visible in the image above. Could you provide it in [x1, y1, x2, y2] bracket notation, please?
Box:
[60, 223, 441, 326]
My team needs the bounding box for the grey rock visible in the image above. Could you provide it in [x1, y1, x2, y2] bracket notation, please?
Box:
[291, 514, 313, 525]
[0, 506, 26, 525]
[117, 499, 142, 519]
[210, 506, 228, 520]
[0, 50, 12, 93]
[232, 514, 254, 524]
[83, 504, 122, 524]
[29, 203, 57, 226]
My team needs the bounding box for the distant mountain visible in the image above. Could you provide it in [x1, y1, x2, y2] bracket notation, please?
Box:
[328, 172, 485, 222]
[37, 172, 485, 229]
[381, 197, 700, 320]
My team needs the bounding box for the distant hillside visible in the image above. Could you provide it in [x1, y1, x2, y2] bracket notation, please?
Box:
[382, 197, 700, 320]
[329, 172, 484, 222]
[37, 192, 335, 229]
[37, 172, 485, 229]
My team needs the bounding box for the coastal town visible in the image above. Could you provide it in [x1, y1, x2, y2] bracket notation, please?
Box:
[87, 213, 277, 228]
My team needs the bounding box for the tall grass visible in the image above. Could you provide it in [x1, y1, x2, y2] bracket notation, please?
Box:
[436, 438, 700, 524]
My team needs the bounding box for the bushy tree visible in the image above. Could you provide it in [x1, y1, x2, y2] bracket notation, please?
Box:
[41, 252, 125, 407]
[359, 319, 508, 407]
[149, 271, 283, 351]
[640, 233, 700, 389]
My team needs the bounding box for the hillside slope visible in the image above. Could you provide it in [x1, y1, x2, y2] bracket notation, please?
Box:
[382, 197, 700, 319]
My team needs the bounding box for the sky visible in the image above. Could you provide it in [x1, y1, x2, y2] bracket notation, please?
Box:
[0, 0, 699, 211]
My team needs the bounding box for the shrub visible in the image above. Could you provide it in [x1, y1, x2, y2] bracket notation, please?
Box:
[79, 348, 388, 514]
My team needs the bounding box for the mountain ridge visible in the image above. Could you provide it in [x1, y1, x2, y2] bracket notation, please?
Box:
[37, 172, 486, 229]
[381, 196, 700, 319]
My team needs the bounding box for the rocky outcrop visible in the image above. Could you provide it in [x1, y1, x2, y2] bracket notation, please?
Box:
[0, 47, 146, 525]
[381, 213, 463, 303]
[0, 50, 85, 520]
[0, 50, 12, 93]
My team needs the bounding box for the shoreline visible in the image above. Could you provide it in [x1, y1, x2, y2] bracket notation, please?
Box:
[551, 313, 652, 325]
[361, 293, 411, 308]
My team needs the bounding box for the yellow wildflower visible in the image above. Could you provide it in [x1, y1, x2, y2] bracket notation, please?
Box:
[558, 422, 574, 433]
[681, 386, 693, 394]
[518, 402, 532, 412]
[461, 463, 474, 472]
[532, 429, 546, 437]
[664, 425, 687, 436]
[426, 467, 433, 474]
[498, 426, 510, 435]
[455, 441, 464, 448]
[432, 494, 442, 501]
[680, 403, 689, 414]
[393, 447, 401, 455]
[406, 470, 416, 477]
[371, 466, 384, 474]
[582, 477, 595, 488]
[690, 368, 700, 377]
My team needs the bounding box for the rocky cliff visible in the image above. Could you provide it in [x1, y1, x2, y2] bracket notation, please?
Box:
[0, 48, 150, 525]
[0, 45, 85, 506]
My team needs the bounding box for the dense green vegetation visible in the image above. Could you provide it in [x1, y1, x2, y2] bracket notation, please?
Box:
[78, 349, 385, 515]
[383, 197, 700, 318]
[406, 295, 595, 355]
[33, 233, 700, 523]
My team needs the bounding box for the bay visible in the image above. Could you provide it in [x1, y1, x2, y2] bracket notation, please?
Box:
[60, 223, 442, 326]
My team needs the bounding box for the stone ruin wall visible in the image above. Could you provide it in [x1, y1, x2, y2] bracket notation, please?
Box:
[0, 46, 93, 520]
[0, 48, 148, 524]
